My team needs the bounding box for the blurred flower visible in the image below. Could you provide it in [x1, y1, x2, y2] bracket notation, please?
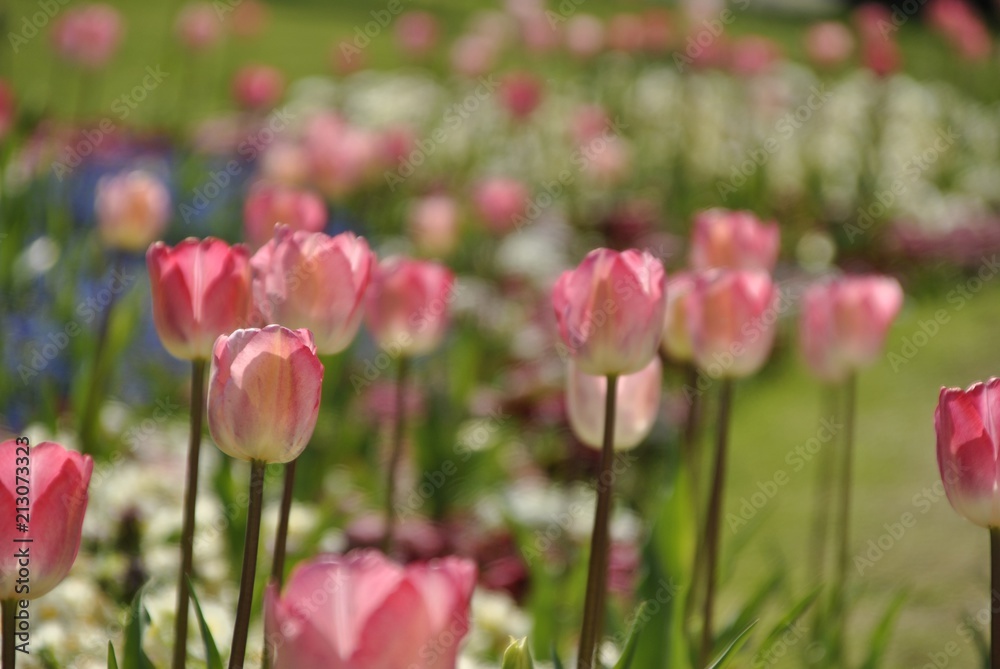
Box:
[804, 21, 854, 68]
[642, 8, 673, 52]
[853, 5, 900, 76]
[607, 13, 645, 53]
[567, 356, 662, 450]
[0, 79, 15, 140]
[729, 36, 781, 76]
[395, 11, 439, 57]
[231, 64, 285, 111]
[926, 0, 992, 61]
[582, 136, 632, 186]
[472, 178, 529, 234]
[265, 550, 476, 668]
[251, 226, 373, 355]
[332, 37, 367, 74]
[408, 194, 460, 256]
[564, 15, 605, 58]
[799, 275, 903, 383]
[147, 237, 252, 360]
[231, 0, 269, 39]
[935, 378, 1000, 528]
[0, 441, 92, 600]
[499, 72, 544, 121]
[552, 248, 667, 376]
[689, 208, 780, 272]
[689, 270, 779, 378]
[304, 113, 380, 198]
[94, 170, 171, 252]
[243, 182, 327, 250]
[50, 3, 123, 69]
[366, 257, 455, 357]
[571, 104, 612, 144]
[450, 34, 499, 77]
[661, 271, 696, 362]
[208, 325, 324, 464]
[259, 141, 310, 185]
[378, 124, 417, 169]
[518, 10, 561, 53]
[176, 2, 224, 52]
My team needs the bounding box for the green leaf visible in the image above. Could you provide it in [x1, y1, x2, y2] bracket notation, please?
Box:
[122, 587, 154, 669]
[108, 643, 119, 669]
[551, 644, 565, 669]
[187, 577, 224, 669]
[613, 601, 651, 669]
[705, 620, 757, 669]
[753, 586, 821, 664]
[502, 637, 534, 669]
[859, 592, 907, 669]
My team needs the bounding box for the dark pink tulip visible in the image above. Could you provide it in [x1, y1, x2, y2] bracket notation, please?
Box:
[232, 65, 285, 111]
[853, 5, 901, 76]
[552, 248, 667, 376]
[265, 550, 476, 669]
[243, 182, 327, 250]
[208, 326, 323, 463]
[799, 275, 903, 383]
[567, 356, 662, 450]
[0, 441, 92, 600]
[408, 194, 460, 256]
[147, 238, 252, 360]
[804, 21, 854, 68]
[661, 271, 696, 362]
[395, 11, 439, 57]
[499, 72, 543, 121]
[936, 379, 1000, 528]
[472, 177, 529, 233]
[689, 270, 779, 379]
[251, 226, 373, 355]
[365, 257, 455, 357]
[0, 80, 16, 141]
[926, 0, 992, 61]
[50, 4, 123, 69]
[94, 170, 171, 252]
[176, 2, 224, 51]
[689, 208, 780, 272]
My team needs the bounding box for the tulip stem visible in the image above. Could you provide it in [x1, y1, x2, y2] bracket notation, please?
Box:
[271, 460, 296, 588]
[832, 372, 857, 659]
[172, 358, 206, 669]
[79, 254, 124, 454]
[229, 460, 266, 669]
[992, 528, 1000, 669]
[577, 374, 618, 669]
[383, 355, 410, 555]
[809, 385, 840, 587]
[2, 600, 15, 669]
[700, 378, 733, 667]
[683, 363, 704, 637]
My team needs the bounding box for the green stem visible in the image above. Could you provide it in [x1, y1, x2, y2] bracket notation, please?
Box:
[683, 364, 704, 636]
[809, 384, 840, 585]
[2, 600, 15, 669]
[79, 254, 124, 454]
[172, 359, 206, 669]
[576, 374, 618, 669]
[699, 378, 734, 667]
[229, 461, 266, 669]
[832, 372, 857, 660]
[383, 356, 410, 554]
[992, 528, 1000, 669]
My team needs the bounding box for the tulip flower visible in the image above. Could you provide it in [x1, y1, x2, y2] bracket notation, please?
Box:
[566, 357, 661, 451]
[408, 194, 460, 257]
[799, 275, 903, 383]
[395, 11, 439, 57]
[804, 21, 854, 69]
[50, 4, 123, 69]
[935, 378, 1000, 667]
[472, 178, 529, 234]
[264, 550, 476, 668]
[94, 170, 171, 253]
[661, 272, 696, 363]
[365, 257, 455, 358]
[231, 65, 285, 111]
[243, 182, 327, 250]
[499, 72, 543, 121]
[607, 13, 644, 53]
[230, 0, 269, 39]
[552, 248, 667, 377]
[0, 80, 15, 141]
[565, 15, 605, 58]
[175, 2, 224, 51]
[689, 208, 780, 272]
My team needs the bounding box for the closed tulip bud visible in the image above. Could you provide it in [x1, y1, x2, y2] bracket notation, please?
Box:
[232, 64, 285, 111]
[50, 4, 123, 69]
[689, 270, 779, 379]
[567, 356, 662, 450]
[0, 441, 92, 600]
[935, 378, 1000, 528]
[552, 248, 667, 376]
[147, 238, 252, 360]
[365, 257, 455, 357]
[176, 2, 224, 51]
[265, 550, 476, 668]
[661, 272, 696, 362]
[94, 170, 171, 252]
[208, 326, 324, 464]
[689, 208, 780, 272]
[502, 637, 535, 669]
[499, 72, 543, 121]
[251, 226, 373, 355]
[472, 178, 529, 234]
[799, 275, 903, 383]
[243, 182, 327, 250]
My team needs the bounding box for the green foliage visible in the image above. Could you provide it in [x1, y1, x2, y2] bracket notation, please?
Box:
[188, 577, 225, 669]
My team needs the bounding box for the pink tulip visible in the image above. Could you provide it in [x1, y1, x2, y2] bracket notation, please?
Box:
[251, 226, 373, 355]
[304, 114, 380, 198]
[642, 9, 673, 53]
[176, 2, 224, 51]
[147, 238, 252, 360]
[552, 248, 667, 376]
[799, 275, 903, 382]
[935, 378, 1000, 528]
[259, 141, 310, 186]
[729, 36, 780, 76]
[472, 178, 529, 233]
[661, 272, 696, 362]
[232, 65, 285, 111]
[853, 5, 901, 76]
[565, 15, 605, 58]
[365, 257, 455, 357]
[231, 0, 269, 39]
[0, 441, 92, 600]
[571, 104, 612, 144]
[689, 270, 779, 379]
[689, 208, 780, 272]
[450, 34, 499, 78]
[395, 11, 439, 57]
[408, 194, 460, 256]
[208, 325, 324, 464]
[378, 125, 417, 170]
[804, 21, 854, 68]
[926, 0, 992, 61]
[94, 170, 171, 252]
[567, 357, 662, 450]
[50, 4, 123, 69]
[518, 10, 561, 53]
[264, 550, 476, 669]
[0, 79, 15, 141]
[243, 182, 327, 250]
[607, 13, 645, 53]
[582, 136, 632, 185]
[499, 72, 543, 121]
